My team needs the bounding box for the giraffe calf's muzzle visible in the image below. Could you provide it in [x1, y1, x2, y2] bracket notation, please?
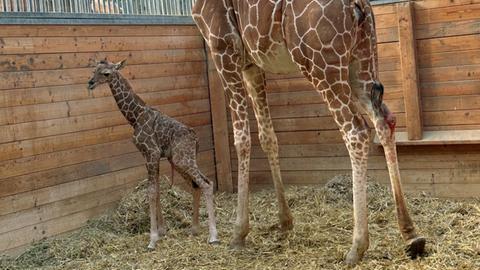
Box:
[87, 80, 96, 90]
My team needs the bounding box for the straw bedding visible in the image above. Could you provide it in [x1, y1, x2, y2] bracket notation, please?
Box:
[1, 175, 479, 270]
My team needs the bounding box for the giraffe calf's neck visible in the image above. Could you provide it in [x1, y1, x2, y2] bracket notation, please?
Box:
[108, 73, 146, 126]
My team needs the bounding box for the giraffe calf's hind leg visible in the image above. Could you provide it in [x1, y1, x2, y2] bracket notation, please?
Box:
[145, 160, 164, 249]
[192, 186, 201, 236]
[173, 157, 219, 244]
[200, 177, 220, 244]
[189, 172, 219, 244]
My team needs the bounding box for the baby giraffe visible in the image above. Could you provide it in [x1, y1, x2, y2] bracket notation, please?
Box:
[87, 59, 219, 248]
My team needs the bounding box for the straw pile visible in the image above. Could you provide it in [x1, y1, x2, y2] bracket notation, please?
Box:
[2, 175, 479, 270]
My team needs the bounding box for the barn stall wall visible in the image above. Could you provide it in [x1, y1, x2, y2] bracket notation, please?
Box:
[211, 0, 480, 197]
[0, 21, 216, 254]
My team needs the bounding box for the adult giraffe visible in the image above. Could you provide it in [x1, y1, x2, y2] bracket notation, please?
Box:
[192, 0, 425, 264]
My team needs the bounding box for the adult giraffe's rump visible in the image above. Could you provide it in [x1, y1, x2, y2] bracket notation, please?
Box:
[192, 0, 425, 264]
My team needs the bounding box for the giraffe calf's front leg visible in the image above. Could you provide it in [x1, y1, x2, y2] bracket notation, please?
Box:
[144, 159, 165, 250]
[202, 181, 220, 244]
[147, 177, 161, 249]
[171, 141, 220, 245]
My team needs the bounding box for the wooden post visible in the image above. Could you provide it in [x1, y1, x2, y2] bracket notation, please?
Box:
[206, 48, 233, 193]
[398, 1, 423, 140]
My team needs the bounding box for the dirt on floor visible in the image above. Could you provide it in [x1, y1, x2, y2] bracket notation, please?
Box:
[1, 175, 479, 270]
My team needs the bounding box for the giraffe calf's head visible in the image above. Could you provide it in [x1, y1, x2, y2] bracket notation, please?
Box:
[87, 59, 127, 90]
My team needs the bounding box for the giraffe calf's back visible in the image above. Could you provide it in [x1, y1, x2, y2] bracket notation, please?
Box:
[133, 108, 198, 161]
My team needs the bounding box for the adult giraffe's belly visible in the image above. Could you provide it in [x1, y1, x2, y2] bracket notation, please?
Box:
[234, 0, 299, 75]
[248, 43, 300, 75]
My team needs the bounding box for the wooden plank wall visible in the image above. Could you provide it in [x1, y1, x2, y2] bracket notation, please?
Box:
[415, 0, 480, 131]
[226, 0, 480, 198]
[0, 24, 215, 254]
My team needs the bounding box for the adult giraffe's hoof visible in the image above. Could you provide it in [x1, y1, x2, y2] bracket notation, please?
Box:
[345, 240, 368, 266]
[344, 251, 361, 266]
[405, 236, 426, 259]
[344, 248, 365, 266]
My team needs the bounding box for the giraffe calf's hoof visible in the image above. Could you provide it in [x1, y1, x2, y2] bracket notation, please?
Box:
[147, 242, 156, 250]
[208, 239, 221, 245]
[405, 236, 426, 259]
[147, 232, 160, 250]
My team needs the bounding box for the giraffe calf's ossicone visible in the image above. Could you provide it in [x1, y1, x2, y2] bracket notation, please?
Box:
[87, 59, 219, 248]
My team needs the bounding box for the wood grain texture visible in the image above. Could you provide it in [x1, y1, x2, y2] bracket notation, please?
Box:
[207, 52, 233, 192]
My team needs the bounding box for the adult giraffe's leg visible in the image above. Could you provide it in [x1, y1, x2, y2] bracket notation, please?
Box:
[295, 60, 371, 264]
[145, 158, 165, 249]
[192, 0, 251, 248]
[242, 64, 293, 231]
[319, 81, 372, 265]
[343, 113, 371, 266]
[209, 51, 252, 247]
[223, 78, 252, 248]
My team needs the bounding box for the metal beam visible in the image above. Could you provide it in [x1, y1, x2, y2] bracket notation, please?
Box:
[0, 12, 195, 25]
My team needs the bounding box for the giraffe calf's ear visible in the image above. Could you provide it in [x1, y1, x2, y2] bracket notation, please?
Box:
[115, 59, 127, 70]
